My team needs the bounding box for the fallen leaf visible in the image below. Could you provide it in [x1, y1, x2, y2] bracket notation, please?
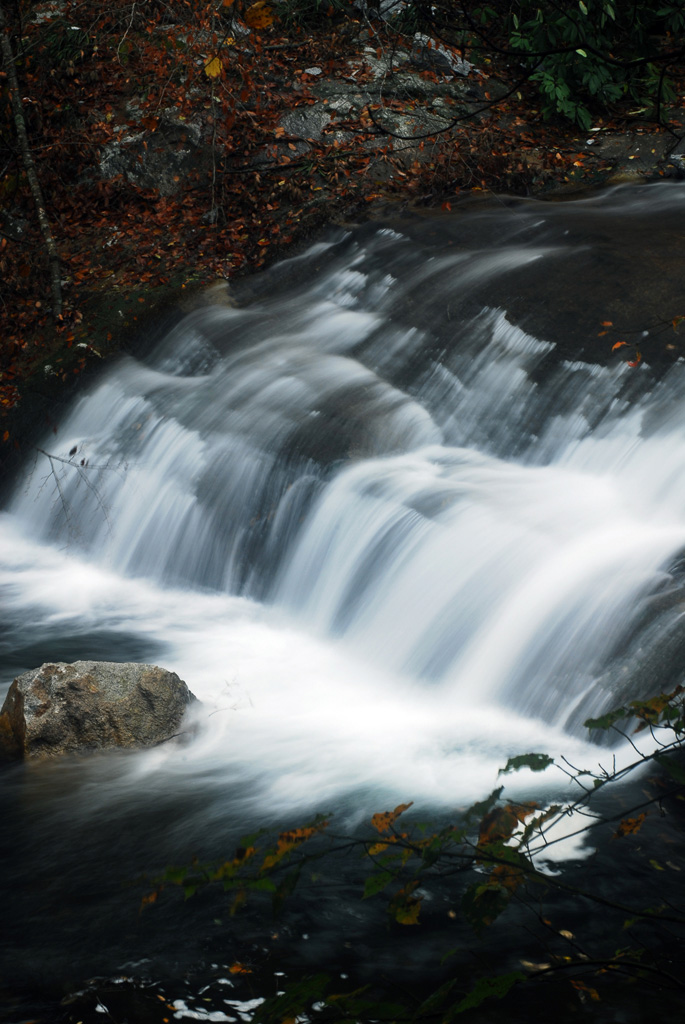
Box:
[245, 1, 274, 29]
[204, 57, 222, 78]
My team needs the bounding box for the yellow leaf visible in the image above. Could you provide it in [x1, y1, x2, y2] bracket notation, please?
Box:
[371, 802, 413, 834]
[204, 56, 223, 78]
[613, 813, 647, 839]
[391, 881, 422, 925]
[245, 1, 275, 29]
[261, 822, 329, 871]
[395, 899, 421, 925]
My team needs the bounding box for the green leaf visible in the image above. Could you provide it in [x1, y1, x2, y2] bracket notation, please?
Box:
[498, 753, 554, 776]
[248, 877, 278, 893]
[576, 48, 587, 56]
[520, 805, 561, 843]
[584, 707, 627, 731]
[654, 753, 685, 785]
[414, 978, 458, 1018]
[253, 974, 330, 1024]
[579, 0, 588, 13]
[446, 972, 525, 1017]
[576, 106, 592, 131]
[163, 865, 187, 884]
[466, 786, 503, 822]
[363, 871, 394, 899]
[461, 881, 511, 932]
[272, 865, 301, 915]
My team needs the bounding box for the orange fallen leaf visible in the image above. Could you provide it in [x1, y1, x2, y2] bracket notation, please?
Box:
[245, 1, 274, 29]
[229, 963, 252, 975]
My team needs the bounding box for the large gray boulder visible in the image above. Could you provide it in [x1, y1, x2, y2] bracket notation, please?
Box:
[0, 661, 197, 762]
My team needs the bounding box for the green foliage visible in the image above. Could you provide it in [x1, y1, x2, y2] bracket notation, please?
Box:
[585, 684, 684, 733]
[498, 751, 554, 775]
[449, 971, 526, 1015]
[39, 18, 91, 69]
[473, 0, 682, 127]
[252, 973, 331, 1024]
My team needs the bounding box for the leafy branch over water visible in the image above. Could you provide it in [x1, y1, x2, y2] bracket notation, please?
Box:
[143, 686, 685, 1020]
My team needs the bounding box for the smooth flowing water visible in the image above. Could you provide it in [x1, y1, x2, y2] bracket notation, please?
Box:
[3, 182, 685, 1017]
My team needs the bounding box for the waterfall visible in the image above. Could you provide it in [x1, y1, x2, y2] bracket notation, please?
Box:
[4, 183, 685, 811]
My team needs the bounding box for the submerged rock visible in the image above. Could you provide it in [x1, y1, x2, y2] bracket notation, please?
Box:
[0, 661, 197, 762]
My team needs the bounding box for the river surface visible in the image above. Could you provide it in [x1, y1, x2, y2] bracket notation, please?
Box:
[2, 182, 685, 1021]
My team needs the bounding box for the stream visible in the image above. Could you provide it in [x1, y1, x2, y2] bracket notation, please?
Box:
[3, 182, 685, 1022]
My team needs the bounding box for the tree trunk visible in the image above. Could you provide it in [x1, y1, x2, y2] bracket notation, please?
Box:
[0, 7, 62, 317]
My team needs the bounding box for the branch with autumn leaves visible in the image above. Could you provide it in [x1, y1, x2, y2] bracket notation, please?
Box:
[140, 684, 685, 1020]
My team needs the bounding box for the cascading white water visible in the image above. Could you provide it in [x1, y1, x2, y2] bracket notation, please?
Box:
[4, 183, 685, 814]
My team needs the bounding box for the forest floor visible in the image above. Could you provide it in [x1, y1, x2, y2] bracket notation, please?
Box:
[1, 1, 684, 473]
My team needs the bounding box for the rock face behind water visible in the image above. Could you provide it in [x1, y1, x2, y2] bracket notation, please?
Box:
[0, 661, 197, 762]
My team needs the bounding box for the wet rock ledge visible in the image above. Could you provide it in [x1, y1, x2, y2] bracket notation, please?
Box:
[0, 661, 197, 762]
